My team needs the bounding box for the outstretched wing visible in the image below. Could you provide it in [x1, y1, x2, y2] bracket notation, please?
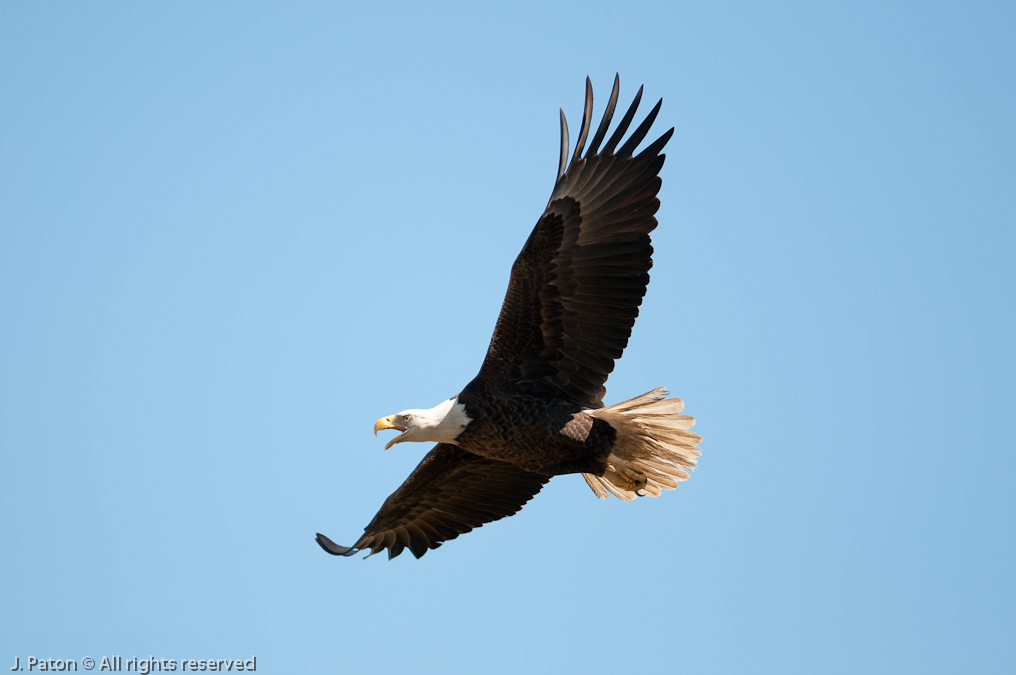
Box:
[477, 75, 674, 408]
[316, 444, 549, 560]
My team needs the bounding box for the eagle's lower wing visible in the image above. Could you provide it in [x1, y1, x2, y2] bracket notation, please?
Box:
[316, 443, 549, 560]
[477, 75, 674, 407]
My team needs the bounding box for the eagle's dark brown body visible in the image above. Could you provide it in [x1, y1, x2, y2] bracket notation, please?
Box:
[456, 380, 616, 476]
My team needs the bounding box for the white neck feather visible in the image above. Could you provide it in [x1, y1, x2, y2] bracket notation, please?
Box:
[404, 396, 472, 444]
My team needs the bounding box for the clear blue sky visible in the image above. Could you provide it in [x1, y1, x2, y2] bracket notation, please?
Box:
[2, 2, 1013, 673]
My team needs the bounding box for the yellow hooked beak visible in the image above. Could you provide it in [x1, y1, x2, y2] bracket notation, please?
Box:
[374, 415, 406, 450]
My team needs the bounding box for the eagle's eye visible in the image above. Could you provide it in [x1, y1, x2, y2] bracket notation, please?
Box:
[403, 414, 413, 423]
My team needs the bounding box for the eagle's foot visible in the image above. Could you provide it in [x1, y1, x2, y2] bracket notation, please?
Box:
[612, 458, 648, 493]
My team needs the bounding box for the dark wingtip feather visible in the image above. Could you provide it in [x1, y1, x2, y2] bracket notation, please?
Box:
[642, 127, 675, 159]
[618, 98, 663, 157]
[557, 108, 570, 182]
[570, 77, 594, 166]
[587, 73, 620, 157]
[316, 533, 359, 557]
[602, 84, 644, 155]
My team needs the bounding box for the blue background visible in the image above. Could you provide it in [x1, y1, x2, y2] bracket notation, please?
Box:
[2, 2, 1013, 673]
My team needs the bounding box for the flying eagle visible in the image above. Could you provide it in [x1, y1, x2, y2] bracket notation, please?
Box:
[317, 76, 701, 560]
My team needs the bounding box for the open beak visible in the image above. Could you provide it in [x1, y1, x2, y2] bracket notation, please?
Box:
[374, 415, 407, 450]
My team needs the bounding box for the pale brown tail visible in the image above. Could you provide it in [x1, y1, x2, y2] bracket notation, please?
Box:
[583, 387, 701, 500]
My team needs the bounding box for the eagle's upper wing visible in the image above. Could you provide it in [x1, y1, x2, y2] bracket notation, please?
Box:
[316, 443, 548, 560]
[476, 75, 674, 408]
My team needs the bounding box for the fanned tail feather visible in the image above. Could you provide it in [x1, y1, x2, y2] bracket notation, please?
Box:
[583, 387, 701, 501]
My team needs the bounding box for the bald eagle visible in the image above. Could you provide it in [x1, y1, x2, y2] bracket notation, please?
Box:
[317, 76, 701, 560]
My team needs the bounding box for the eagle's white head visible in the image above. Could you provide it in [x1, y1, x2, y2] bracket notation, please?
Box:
[374, 396, 472, 450]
